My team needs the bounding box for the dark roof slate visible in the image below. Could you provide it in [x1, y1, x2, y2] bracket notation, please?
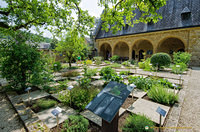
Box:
[95, 0, 200, 39]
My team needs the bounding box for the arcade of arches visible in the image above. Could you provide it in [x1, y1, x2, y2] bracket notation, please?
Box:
[96, 27, 200, 66]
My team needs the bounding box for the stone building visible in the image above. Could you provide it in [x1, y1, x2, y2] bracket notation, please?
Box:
[94, 0, 200, 66]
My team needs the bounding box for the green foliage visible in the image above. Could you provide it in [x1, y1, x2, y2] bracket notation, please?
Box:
[111, 75, 123, 83]
[128, 76, 154, 90]
[110, 63, 121, 68]
[110, 55, 120, 62]
[148, 84, 178, 105]
[93, 56, 102, 65]
[144, 58, 152, 71]
[138, 62, 145, 69]
[122, 114, 155, 132]
[119, 71, 130, 75]
[157, 78, 174, 89]
[104, 60, 111, 64]
[42, 85, 57, 94]
[62, 115, 89, 132]
[53, 61, 62, 72]
[59, 86, 99, 111]
[122, 61, 131, 67]
[58, 80, 69, 91]
[0, 36, 50, 91]
[173, 52, 191, 65]
[77, 77, 91, 89]
[151, 53, 171, 70]
[129, 59, 135, 65]
[62, 70, 80, 77]
[32, 99, 57, 111]
[84, 68, 98, 78]
[100, 66, 117, 81]
[55, 30, 87, 67]
[171, 63, 187, 74]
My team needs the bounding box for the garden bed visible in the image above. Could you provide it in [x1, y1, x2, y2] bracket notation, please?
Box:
[121, 97, 137, 109]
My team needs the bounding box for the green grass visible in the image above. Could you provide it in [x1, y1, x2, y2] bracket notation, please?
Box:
[110, 63, 121, 68]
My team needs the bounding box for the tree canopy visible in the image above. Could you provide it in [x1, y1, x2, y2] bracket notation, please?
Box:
[0, 0, 167, 35]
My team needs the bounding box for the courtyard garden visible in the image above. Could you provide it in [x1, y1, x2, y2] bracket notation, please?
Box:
[0, 48, 191, 131]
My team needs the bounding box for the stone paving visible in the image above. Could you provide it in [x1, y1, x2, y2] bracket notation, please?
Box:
[0, 93, 25, 132]
[37, 105, 77, 129]
[177, 68, 200, 132]
[127, 98, 170, 125]
[129, 88, 147, 98]
[19, 90, 49, 102]
[80, 110, 102, 126]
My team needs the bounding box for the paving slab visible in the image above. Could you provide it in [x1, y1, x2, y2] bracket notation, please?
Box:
[49, 83, 60, 87]
[51, 90, 69, 101]
[37, 106, 77, 129]
[19, 90, 50, 102]
[119, 107, 126, 116]
[53, 77, 67, 82]
[80, 110, 102, 126]
[129, 88, 147, 98]
[53, 72, 62, 77]
[91, 76, 101, 80]
[127, 99, 170, 125]
[91, 80, 105, 87]
[67, 81, 78, 86]
[167, 88, 179, 95]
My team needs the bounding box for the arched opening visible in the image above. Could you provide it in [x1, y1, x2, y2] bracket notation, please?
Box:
[139, 50, 144, 61]
[133, 40, 153, 61]
[114, 42, 129, 61]
[157, 37, 185, 56]
[100, 43, 112, 60]
[132, 50, 135, 60]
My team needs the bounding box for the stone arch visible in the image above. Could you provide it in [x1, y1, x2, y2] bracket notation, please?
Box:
[114, 41, 129, 60]
[157, 37, 185, 56]
[99, 43, 112, 60]
[132, 39, 154, 60]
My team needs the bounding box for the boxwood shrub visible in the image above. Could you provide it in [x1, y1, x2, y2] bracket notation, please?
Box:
[150, 53, 171, 70]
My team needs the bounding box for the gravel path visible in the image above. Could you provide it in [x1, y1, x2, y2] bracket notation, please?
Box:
[178, 69, 200, 132]
[0, 93, 25, 132]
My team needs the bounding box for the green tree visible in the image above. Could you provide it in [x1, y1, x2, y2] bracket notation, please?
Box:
[55, 29, 86, 67]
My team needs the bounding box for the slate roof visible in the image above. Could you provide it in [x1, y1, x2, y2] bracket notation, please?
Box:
[95, 0, 200, 39]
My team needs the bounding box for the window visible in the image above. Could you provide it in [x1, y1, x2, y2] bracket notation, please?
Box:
[181, 7, 191, 20]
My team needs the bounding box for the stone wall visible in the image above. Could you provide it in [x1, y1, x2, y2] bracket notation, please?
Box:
[96, 27, 200, 66]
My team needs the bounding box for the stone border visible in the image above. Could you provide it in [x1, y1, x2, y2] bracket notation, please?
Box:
[163, 73, 189, 132]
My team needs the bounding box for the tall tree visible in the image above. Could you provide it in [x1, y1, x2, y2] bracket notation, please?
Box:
[55, 29, 86, 67]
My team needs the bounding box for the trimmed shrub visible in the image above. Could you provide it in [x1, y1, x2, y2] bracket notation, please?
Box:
[129, 59, 135, 65]
[84, 68, 98, 78]
[150, 53, 171, 70]
[173, 52, 191, 65]
[62, 115, 89, 132]
[104, 60, 111, 64]
[148, 84, 178, 105]
[62, 70, 80, 77]
[138, 62, 145, 69]
[110, 55, 120, 62]
[53, 61, 62, 72]
[85, 60, 92, 65]
[122, 114, 155, 132]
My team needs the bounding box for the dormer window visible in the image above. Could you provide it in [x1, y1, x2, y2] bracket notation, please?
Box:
[123, 24, 129, 30]
[147, 19, 154, 26]
[181, 7, 191, 20]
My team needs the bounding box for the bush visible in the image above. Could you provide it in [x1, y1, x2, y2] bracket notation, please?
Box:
[119, 71, 130, 75]
[110, 55, 120, 62]
[62, 115, 89, 132]
[138, 62, 145, 69]
[99, 66, 117, 81]
[77, 77, 91, 89]
[93, 56, 102, 65]
[110, 63, 121, 68]
[53, 61, 62, 72]
[32, 99, 57, 111]
[104, 60, 111, 64]
[110, 75, 123, 83]
[122, 61, 130, 67]
[150, 53, 171, 70]
[129, 59, 135, 65]
[85, 60, 92, 65]
[59, 86, 99, 111]
[173, 52, 191, 65]
[0, 38, 50, 91]
[171, 63, 187, 74]
[148, 84, 178, 105]
[67, 66, 79, 69]
[144, 58, 152, 71]
[62, 70, 80, 77]
[122, 114, 155, 132]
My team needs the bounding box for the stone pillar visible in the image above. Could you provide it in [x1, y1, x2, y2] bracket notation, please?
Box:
[129, 47, 132, 60]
